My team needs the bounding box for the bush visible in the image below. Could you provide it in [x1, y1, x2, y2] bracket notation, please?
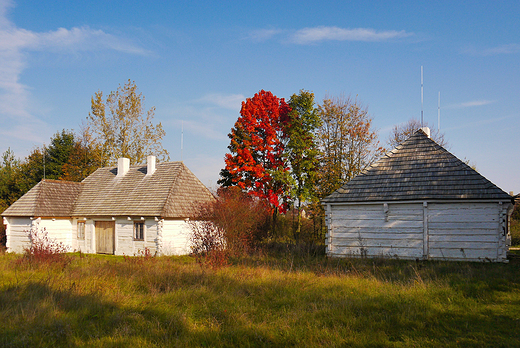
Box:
[18, 227, 70, 266]
[190, 187, 270, 268]
[511, 221, 520, 247]
[190, 219, 228, 268]
[0, 222, 6, 251]
[123, 247, 156, 265]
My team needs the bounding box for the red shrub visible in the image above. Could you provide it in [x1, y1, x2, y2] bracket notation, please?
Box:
[190, 187, 270, 268]
[19, 227, 70, 266]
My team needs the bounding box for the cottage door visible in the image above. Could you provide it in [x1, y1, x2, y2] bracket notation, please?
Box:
[95, 221, 115, 254]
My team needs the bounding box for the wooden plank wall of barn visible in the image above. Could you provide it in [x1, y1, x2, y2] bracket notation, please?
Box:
[427, 203, 504, 261]
[327, 203, 424, 259]
[327, 202, 507, 261]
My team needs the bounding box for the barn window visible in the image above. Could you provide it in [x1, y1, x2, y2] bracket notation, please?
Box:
[134, 222, 145, 241]
[77, 221, 85, 239]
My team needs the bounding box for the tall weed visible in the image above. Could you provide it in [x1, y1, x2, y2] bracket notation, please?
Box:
[0, 222, 6, 251]
[18, 227, 70, 267]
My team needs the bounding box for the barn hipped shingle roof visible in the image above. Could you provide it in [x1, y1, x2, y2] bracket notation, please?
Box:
[323, 129, 512, 203]
[3, 161, 215, 219]
[2, 179, 83, 217]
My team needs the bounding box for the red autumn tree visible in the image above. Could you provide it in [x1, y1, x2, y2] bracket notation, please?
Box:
[219, 90, 291, 214]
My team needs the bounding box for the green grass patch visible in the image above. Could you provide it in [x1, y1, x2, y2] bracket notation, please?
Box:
[1, 252, 519, 347]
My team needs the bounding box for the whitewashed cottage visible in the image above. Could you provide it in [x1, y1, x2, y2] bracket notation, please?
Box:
[2, 156, 215, 255]
[323, 128, 514, 262]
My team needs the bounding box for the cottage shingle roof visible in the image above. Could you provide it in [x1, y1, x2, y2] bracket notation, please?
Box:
[323, 129, 512, 203]
[2, 161, 215, 218]
[72, 161, 214, 218]
[2, 179, 83, 217]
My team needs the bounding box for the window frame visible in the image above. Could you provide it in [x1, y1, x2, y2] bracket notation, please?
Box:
[134, 221, 145, 241]
[77, 220, 86, 240]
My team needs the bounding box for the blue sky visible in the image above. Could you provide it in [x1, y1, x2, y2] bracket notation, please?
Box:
[1, 0, 518, 194]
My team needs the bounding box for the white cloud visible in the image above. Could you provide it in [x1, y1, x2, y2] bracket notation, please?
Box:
[163, 101, 235, 142]
[0, 0, 13, 29]
[181, 118, 228, 141]
[0, 1, 149, 147]
[0, 26, 150, 55]
[443, 114, 514, 132]
[163, 92, 246, 145]
[185, 153, 225, 189]
[291, 26, 412, 44]
[197, 93, 245, 111]
[462, 44, 520, 56]
[446, 100, 496, 109]
[248, 28, 283, 42]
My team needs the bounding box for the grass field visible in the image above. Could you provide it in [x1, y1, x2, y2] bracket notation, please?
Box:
[1, 249, 519, 347]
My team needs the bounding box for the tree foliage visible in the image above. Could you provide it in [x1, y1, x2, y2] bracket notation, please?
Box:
[60, 126, 103, 182]
[316, 95, 384, 199]
[387, 118, 447, 149]
[0, 130, 101, 247]
[0, 130, 99, 212]
[0, 148, 22, 213]
[87, 80, 169, 166]
[44, 129, 76, 180]
[219, 90, 291, 214]
[286, 90, 321, 236]
[219, 91, 384, 243]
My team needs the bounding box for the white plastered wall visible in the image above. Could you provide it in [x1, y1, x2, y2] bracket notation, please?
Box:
[161, 219, 192, 256]
[4, 217, 73, 253]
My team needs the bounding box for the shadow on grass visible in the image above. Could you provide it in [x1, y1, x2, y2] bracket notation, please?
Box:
[126, 256, 520, 347]
[0, 281, 183, 347]
[0, 268, 285, 347]
[1, 253, 520, 347]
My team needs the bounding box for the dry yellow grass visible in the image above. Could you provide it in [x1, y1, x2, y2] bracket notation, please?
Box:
[1, 252, 519, 347]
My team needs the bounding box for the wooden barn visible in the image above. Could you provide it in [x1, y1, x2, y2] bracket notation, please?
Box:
[2, 156, 215, 256]
[322, 128, 514, 262]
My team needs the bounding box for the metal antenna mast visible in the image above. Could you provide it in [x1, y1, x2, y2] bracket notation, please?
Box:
[181, 120, 184, 162]
[438, 91, 441, 131]
[43, 143, 46, 180]
[421, 66, 424, 127]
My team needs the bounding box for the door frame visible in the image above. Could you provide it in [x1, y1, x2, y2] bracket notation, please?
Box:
[95, 220, 115, 254]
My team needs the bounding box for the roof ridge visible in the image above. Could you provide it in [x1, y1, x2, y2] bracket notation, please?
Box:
[33, 180, 45, 217]
[323, 129, 512, 203]
[41, 178, 83, 185]
[161, 162, 184, 217]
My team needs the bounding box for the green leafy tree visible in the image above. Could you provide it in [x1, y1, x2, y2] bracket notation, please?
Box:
[15, 130, 80, 190]
[0, 149, 24, 246]
[87, 80, 169, 166]
[44, 129, 76, 180]
[286, 90, 321, 238]
[0, 148, 22, 212]
[60, 126, 104, 182]
[17, 148, 45, 194]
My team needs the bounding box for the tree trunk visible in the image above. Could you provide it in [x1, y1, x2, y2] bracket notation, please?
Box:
[296, 199, 302, 242]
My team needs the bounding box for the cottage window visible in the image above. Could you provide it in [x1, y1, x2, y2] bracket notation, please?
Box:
[77, 221, 85, 239]
[134, 222, 145, 241]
